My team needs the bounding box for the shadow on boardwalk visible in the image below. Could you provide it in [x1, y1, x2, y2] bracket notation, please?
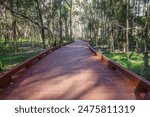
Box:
[0, 41, 138, 100]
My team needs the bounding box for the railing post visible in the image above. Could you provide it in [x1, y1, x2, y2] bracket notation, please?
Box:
[145, 92, 150, 100]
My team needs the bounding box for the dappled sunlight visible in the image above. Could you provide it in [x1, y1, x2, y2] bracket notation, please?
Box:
[0, 41, 137, 100]
[3, 69, 100, 99]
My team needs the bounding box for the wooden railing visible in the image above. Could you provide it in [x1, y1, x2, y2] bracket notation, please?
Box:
[0, 41, 73, 88]
[88, 44, 150, 99]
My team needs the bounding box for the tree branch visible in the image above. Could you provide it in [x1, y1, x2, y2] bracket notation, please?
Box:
[0, 1, 53, 36]
[64, 0, 71, 8]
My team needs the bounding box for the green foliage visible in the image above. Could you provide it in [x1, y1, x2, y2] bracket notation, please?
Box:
[0, 38, 4, 44]
[135, 16, 146, 27]
[0, 39, 43, 71]
[88, 20, 94, 31]
[99, 37, 108, 45]
[62, 5, 69, 20]
[0, 49, 42, 71]
[0, 44, 16, 53]
[103, 51, 150, 80]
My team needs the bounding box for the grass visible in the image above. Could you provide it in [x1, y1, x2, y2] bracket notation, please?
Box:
[0, 51, 41, 71]
[102, 51, 150, 80]
[0, 43, 43, 72]
[0, 37, 71, 72]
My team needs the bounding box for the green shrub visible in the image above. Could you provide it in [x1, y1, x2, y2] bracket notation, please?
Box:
[102, 51, 150, 80]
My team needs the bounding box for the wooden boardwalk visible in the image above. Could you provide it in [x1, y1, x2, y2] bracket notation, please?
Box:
[0, 40, 141, 99]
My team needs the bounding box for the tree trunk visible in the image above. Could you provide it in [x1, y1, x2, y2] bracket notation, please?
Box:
[58, 0, 63, 44]
[143, 32, 149, 77]
[125, 0, 129, 59]
[143, 0, 149, 69]
[65, 20, 68, 38]
[12, 18, 19, 52]
[70, 0, 72, 41]
[110, 31, 114, 52]
[36, 0, 45, 48]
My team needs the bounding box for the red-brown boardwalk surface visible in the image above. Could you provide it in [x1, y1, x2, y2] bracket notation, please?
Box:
[0, 40, 137, 100]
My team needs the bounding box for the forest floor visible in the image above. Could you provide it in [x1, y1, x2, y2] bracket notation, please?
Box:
[0, 42, 44, 73]
[102, 51, 150, 80]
